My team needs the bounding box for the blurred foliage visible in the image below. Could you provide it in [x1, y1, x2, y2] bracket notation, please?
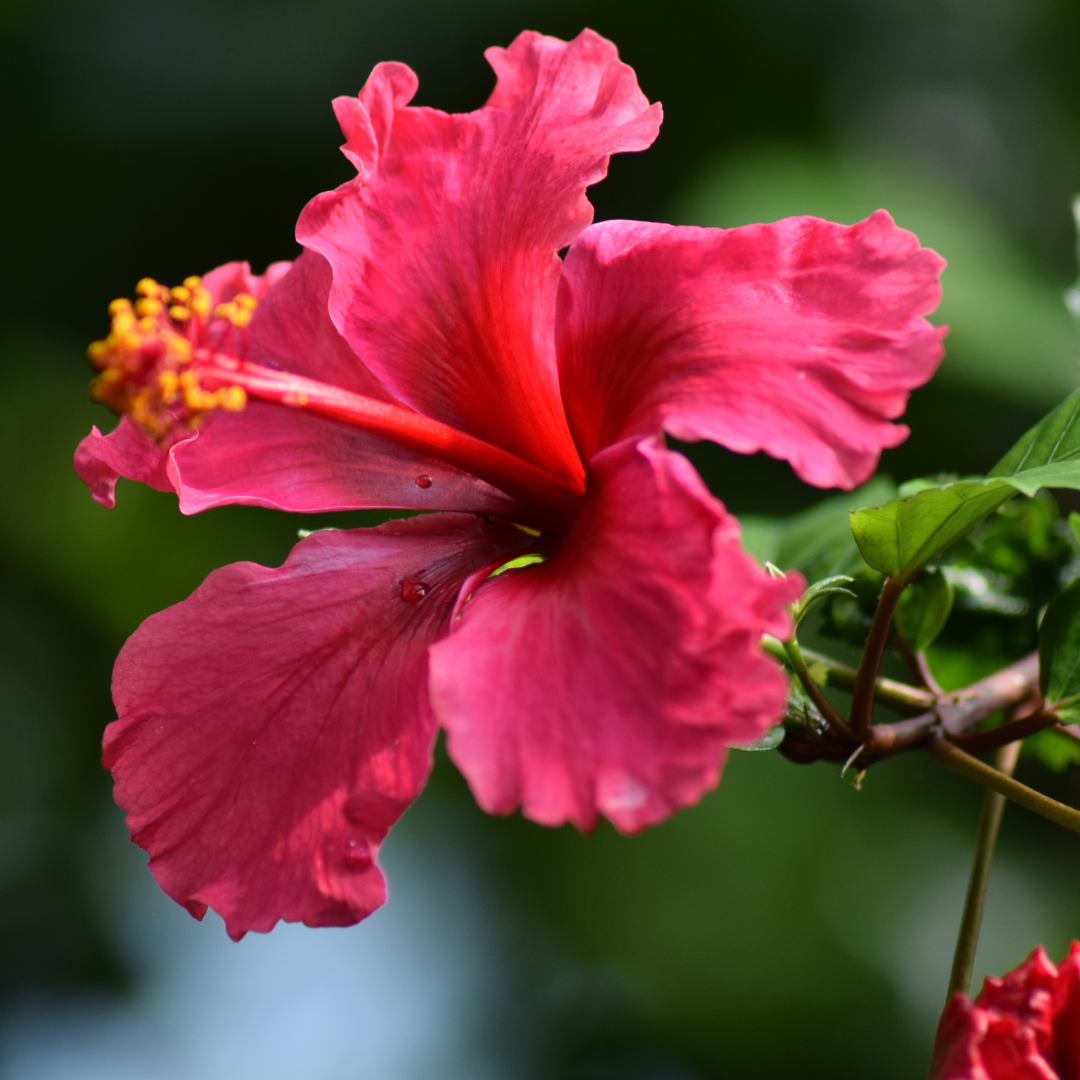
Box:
[4, 0, 1080, 1077]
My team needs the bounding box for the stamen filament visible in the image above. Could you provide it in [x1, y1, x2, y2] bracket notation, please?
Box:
[199, 353, 585, 531]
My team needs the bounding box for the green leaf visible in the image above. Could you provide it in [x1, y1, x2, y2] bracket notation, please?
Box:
[1039, 578, 1080, 713]
[1069, 511, 1080, 546]
[990, 387, 1080, 483]
[1022, 727, 1080, 773]
[739, 477, 896, 579]
[895, 567, 954, 652]
[849, 391, 1080, 583]
[850, 480, 1015, 581]
[792, 575, 856, 624]
[734, 725, 785, 752]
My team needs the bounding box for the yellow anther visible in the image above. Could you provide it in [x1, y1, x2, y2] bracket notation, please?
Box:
[89, 275, 251, 439]
[190, 289, 211, 319]
[158, 370, 179, 401]
[216, 386, 247, 412]
[214, 302, 235, 320]
[235, 293, 258, 310]
[178, 370, 219, 412]
[164, 332, 193, 363]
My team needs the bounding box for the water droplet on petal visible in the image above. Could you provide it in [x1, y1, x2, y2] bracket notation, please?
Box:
[343, 837, 373, 870]
[400, 577, 428, 602]
[415, 475, 432, 488]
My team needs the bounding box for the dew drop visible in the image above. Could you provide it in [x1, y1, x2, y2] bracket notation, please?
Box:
[344, 837, 373, 869]
[400, 577, 428, 602]
[415, 475, 433, 488]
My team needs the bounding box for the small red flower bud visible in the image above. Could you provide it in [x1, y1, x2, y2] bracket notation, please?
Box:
[930, 943, 1080, 1079]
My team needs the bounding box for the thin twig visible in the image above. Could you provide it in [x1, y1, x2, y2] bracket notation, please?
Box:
[947, 741, 1021, 999]
[1056, 723, 1080, 747]
[927, 736, 1080, 835]
[850, 577, 907, 741]
[936, 653, 1041, 737]
[946, 710, 1057, 756]
[762, 637, 934, 716]
[780, 637, 853, 738]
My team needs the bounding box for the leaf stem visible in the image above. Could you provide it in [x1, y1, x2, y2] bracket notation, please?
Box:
[761, 637, 933, 716]
[850, 577, 908, 741]
[947, 741, 1021, 999]
[927, 735, 1080, 834]
[778, 637, 853, 738]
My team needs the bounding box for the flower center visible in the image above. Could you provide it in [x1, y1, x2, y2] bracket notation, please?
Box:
[88, 278, 585, 532]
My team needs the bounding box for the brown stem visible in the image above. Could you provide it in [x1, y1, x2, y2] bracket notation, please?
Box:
[947, 710, 1057, 756]
[872, 653, 1040, 756]
[927, 736, 1080, 834]
[781, 652, 1041, 766]
[850, 577, 907, 741]
[936, 653, 1041, 737]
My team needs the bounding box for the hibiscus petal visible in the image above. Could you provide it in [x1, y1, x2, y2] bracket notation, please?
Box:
[74, 417, 183, 508]
[929, 995, 993, 1080]
[202, 259, 293, 304]
[105, 515, 532, 939]
[248, 248, 394, 400]
[1051, 943, 1080, 1078]
[169, 401, 527, 516]
[429, 436, 802, 834]
[557, 213, 946, 489]
[296, 29, 661, 486]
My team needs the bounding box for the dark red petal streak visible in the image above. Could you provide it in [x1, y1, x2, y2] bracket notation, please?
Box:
[105, 516, 531, 938]
[557, 213, 946, 489]
[429, 436, 802, 834]
[297, 29, 661, 485]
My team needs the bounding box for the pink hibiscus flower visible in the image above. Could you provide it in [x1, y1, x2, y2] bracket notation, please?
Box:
[74, 29, 946, 938]
[930, 944, 1080, 1079]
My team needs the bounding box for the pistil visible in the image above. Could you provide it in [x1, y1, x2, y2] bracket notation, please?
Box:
[197, 352, 584, 530]
[88, 279, 584, 533]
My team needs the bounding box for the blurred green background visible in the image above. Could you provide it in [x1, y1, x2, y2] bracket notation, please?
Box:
[3, 0, 1080, 1077]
